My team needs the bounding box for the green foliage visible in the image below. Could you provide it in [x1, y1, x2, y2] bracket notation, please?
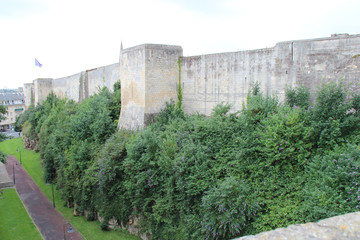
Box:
[302, 144, 360, 221]
[17, 80, 360, 239]
[0, 104, 7, 120]
[0, 150, 6, 163]
[100, 219, 110, 231]
[311, 81, 360, 150]
[201, 177, 260, 239]
[109, 81, 122, 123]
[22, 120, 31, 137]
[243, 82, 279, 126]
[18, 86, 121, 214]
[176, 58, 183, 111]
[96, 130, 133, 224]
[152, 100, 184, 129]
[0, 138, 140, 240]
[256, 106, 313, 171]
[285, 85, 311, 108]
[0, 105, 8, 149]
[14, 104, 36, 132]
[211, 102, 232, 117]
[0, 133, 7, 142]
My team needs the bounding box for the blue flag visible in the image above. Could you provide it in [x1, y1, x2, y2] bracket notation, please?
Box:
[35, 58, 42, 68]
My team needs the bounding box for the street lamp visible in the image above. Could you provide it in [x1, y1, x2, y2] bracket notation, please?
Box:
[46, 180, 56, 208]
[16, 148, 22, 165]
[63, 222, 75, 240]
[12, 162, 15, 185]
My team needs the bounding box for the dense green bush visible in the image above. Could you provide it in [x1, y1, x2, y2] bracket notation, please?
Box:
[201, 177, 259, 239]
[311, 81, 360, 150]
[285, 85, 311, 108]
[15, 104, 36, 132]
[302, 144, 360, 221]
[0, 104, 7, 144]
[0, 151, 6, 163]
[96, 129, 133, 224]
[18, 80, 360, 239]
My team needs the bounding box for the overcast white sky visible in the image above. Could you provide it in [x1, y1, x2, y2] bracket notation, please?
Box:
[1, 0, 359, 89]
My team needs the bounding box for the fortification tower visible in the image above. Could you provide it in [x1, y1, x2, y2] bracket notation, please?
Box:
[33, 78, 53, 106]
[118, 44, 183, 130]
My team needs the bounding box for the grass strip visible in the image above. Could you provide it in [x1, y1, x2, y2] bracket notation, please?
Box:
[0, 188, 42, 240]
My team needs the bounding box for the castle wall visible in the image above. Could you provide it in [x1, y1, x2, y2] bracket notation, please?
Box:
[23, 83, 34, 109]
[87, 63, 119, 97]
[181, 45, 291, 115]
[181, 34, 360, 116]
[23, 34, 360, 130]
[292, 35, 360, 98]
[118, 44, 182, 129]
[144, 45, 183, 122]
[33, 78, 53, 106]
[52, 73, 82, 102]
[24, 63, 120, 106]
[118, 45, 147, 130]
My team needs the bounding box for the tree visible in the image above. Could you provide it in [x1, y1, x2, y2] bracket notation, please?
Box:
[0, 105, 6, 120]
[0, 104, 7, 163]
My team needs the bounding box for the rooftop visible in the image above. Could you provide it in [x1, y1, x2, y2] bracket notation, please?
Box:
[0, 93, 24, 102]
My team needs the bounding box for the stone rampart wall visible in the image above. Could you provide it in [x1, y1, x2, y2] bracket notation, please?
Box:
[34, 78, 53, 106]
[24, 34, 360, 128]
[52, 72, 82, 102]
[25, 63, 119, 106]
[23, 83, 34, 109]
[181, 34, 360, 116]
[87, 63, 119, 97]
[118, 44, 147, 130]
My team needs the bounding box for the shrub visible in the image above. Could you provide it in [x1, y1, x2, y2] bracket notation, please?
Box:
[96, 129, 133, 225]
[311, 81, 360, 150]
[100, 219, 110, 231]
[17, 80, 360, 239]
[201, 177, 260, 240]
[0, 133, 7, 142]
[0, 151, 7, 164]
[285, 85, 311, 108]
[302, 144, 360, 222]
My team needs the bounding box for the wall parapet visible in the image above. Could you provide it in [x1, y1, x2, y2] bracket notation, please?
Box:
[24, 63, 119, 106]
[236, 211, 360, 240]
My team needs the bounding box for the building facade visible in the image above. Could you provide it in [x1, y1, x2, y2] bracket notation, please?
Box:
[0, 89, 25, 131]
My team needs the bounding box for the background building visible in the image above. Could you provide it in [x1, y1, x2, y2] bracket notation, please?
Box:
[0, 88, 25, 131]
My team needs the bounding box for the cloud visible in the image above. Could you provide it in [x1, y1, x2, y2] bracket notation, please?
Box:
[0, 0, 48, 18]
[0, 0, 359, 89]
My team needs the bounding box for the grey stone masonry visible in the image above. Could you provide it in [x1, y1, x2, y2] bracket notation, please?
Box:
[23, 34, 360, 129]
[0, 162, 13, 188]
[235, 212, 360, 240]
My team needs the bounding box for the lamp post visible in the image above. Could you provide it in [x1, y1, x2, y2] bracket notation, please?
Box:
[16, 148, 22, 165]
[63, 222, 75, 240]
[12, 162, 15, 185]
[46, 180, 56, 208]
[51, 183, 55, 208]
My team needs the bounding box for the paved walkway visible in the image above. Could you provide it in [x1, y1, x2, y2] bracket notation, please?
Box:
[5, 156, 83, 240]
